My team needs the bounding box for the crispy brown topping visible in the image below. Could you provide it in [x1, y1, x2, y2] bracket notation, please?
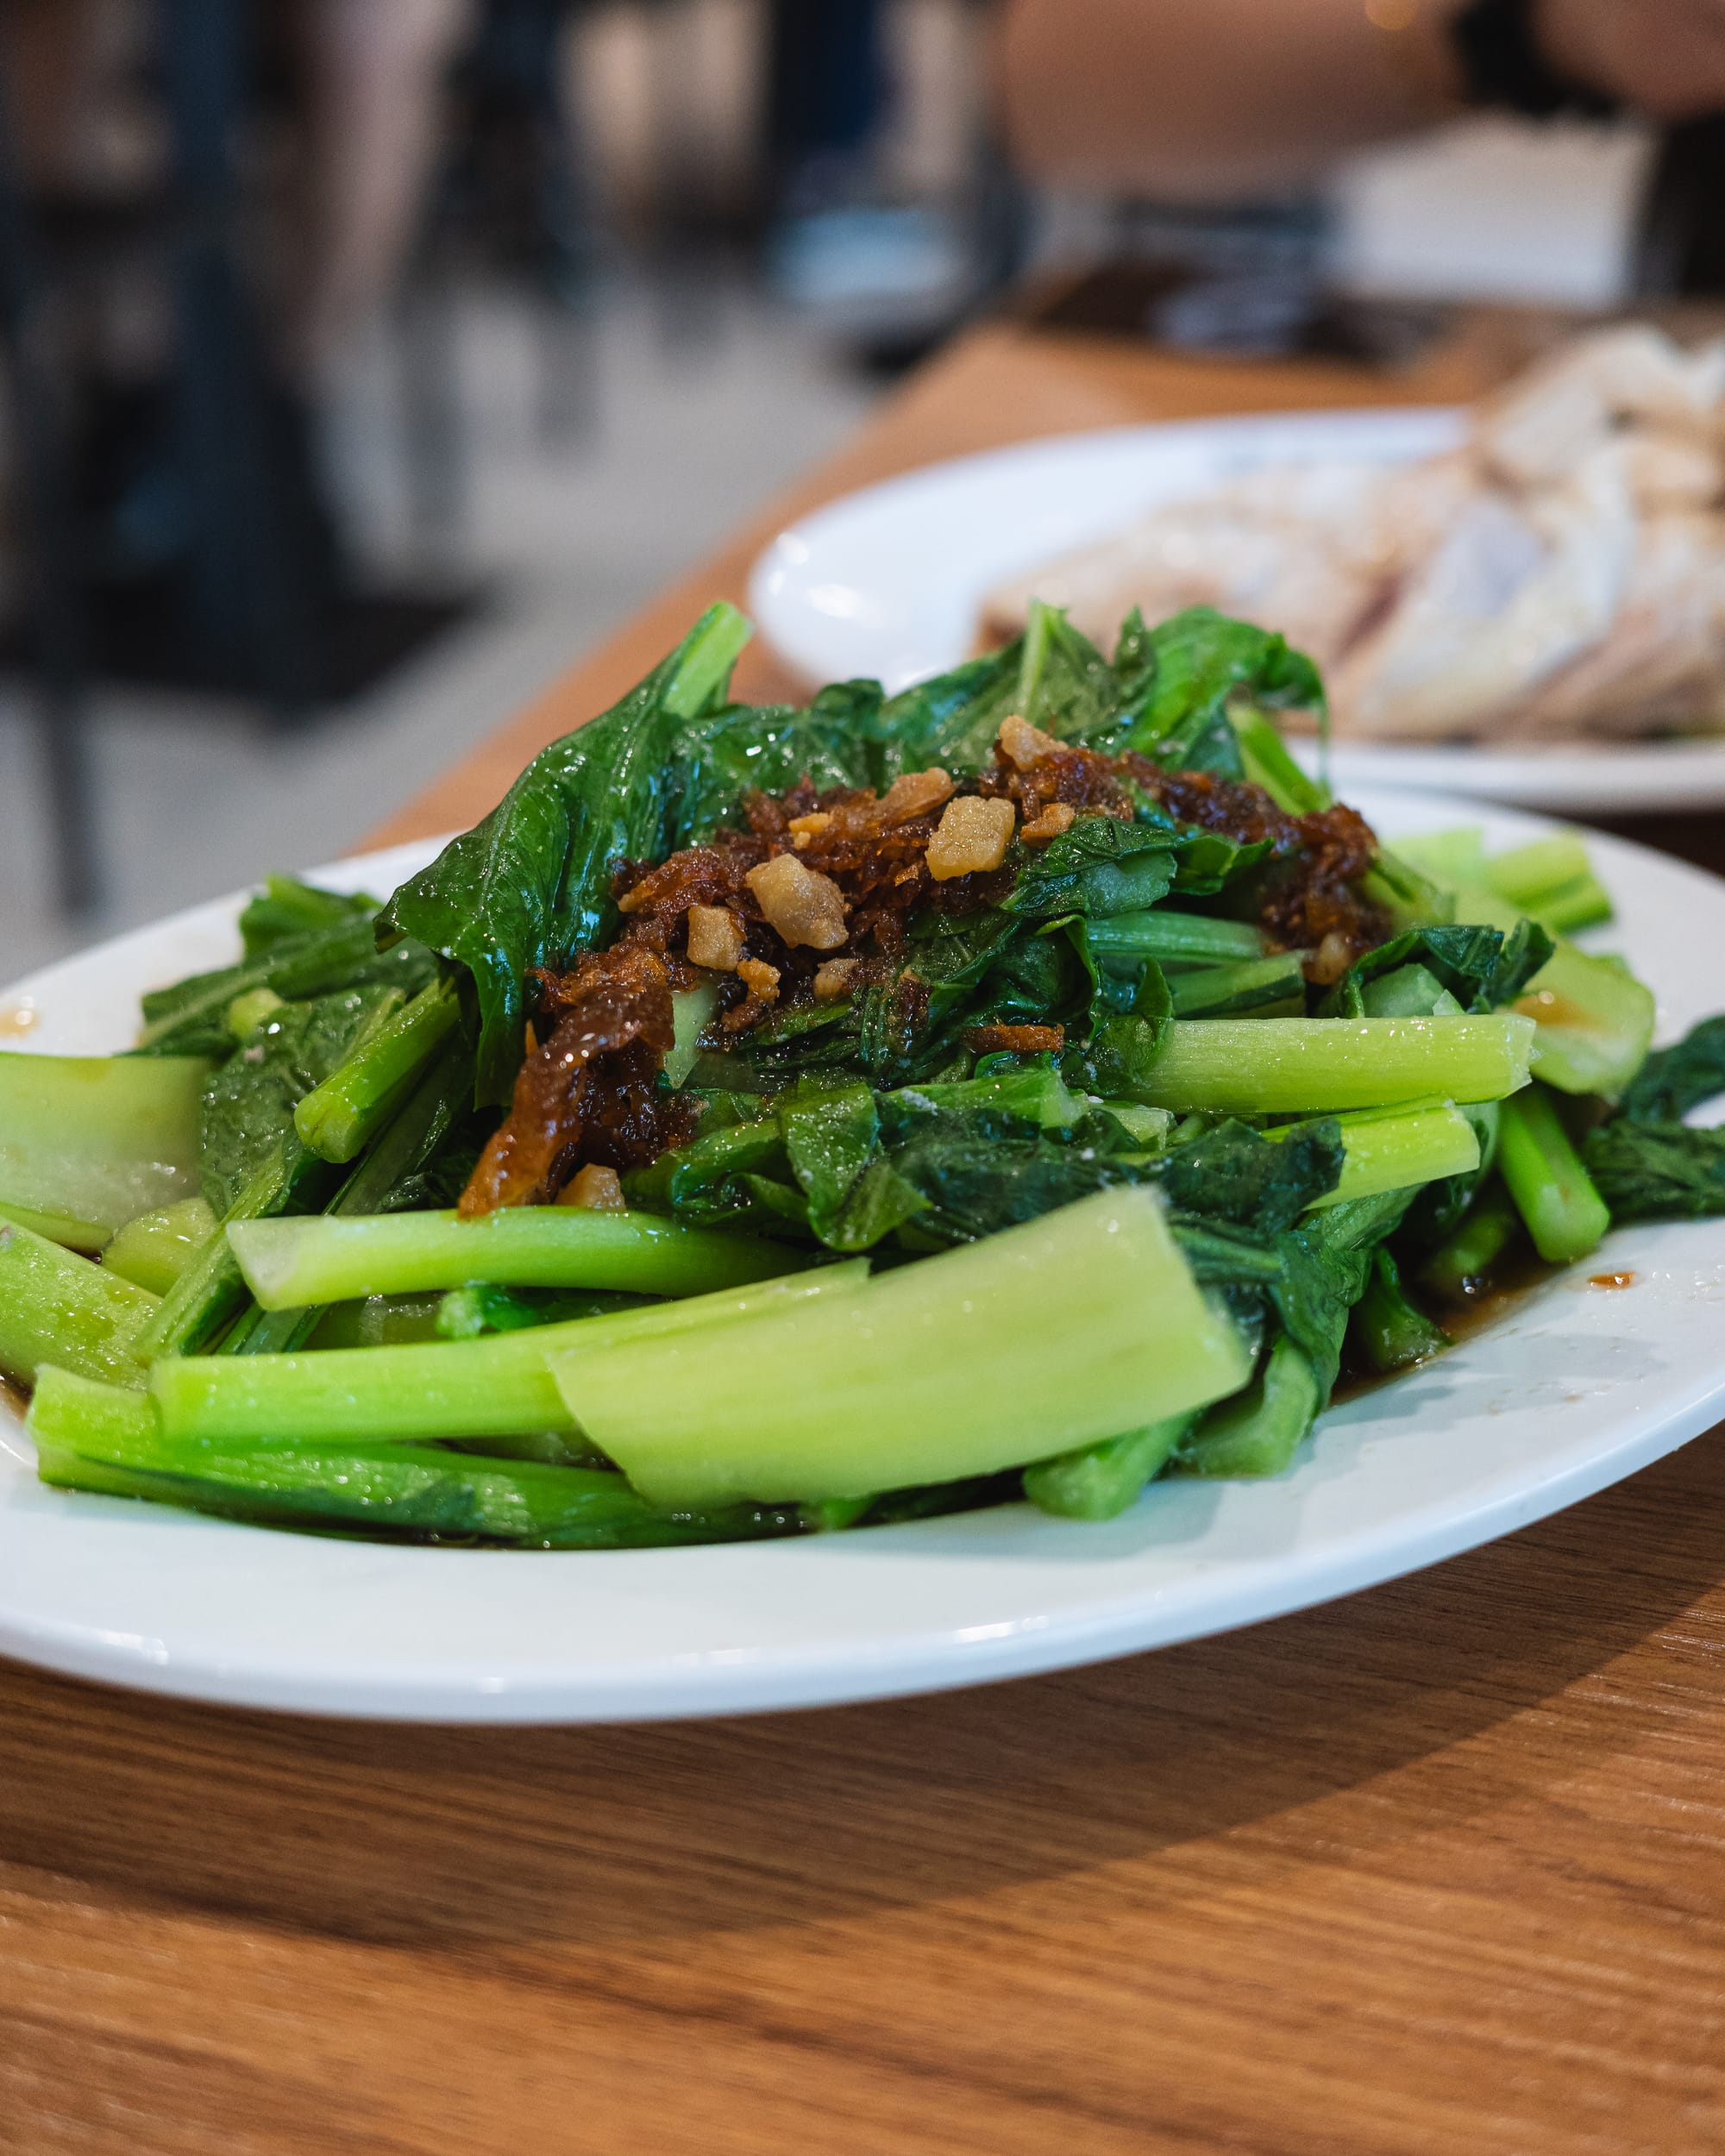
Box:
[1019, 801, 1076, 844]
[812, 956, 862, 1002]
[686, 903, 745, 972]
[459, 945, 690, 1215]
[722, 956, 783, 1035]
[927, 796, 1016, 880]
[997, 714, 1061, 769]
[745, 853, 850, 950]
[1135, 769, 1386, 976]
[876, 767, 955, 824]
[966, 1024, 1065, 1056]
[559, 1163, 626, 1211]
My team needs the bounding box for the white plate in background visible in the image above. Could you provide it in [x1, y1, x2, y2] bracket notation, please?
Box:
[749, 411, 1725, 815]
[1, 800, 1723, 1723]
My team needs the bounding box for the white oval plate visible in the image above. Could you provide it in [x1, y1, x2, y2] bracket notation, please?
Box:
[2, 800, 1723, 1723]
[749, 411, 1725, 815]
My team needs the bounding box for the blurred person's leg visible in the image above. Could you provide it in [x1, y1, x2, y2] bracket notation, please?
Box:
[288, 0, 476, 373]
[766, 0, 887, 196]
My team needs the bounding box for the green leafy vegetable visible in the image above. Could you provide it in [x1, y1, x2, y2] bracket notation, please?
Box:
[380, 603, 752, 1103]
[1582, 1121, 1725, 1222]
[1618, 1015, 1725, 1125]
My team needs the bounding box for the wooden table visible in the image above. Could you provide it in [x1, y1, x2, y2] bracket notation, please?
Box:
[7, 321, 1725, 2156]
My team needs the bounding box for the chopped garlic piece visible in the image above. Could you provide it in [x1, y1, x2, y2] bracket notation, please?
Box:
[812, 956, 861, 1002]
[998, 714, 1060, 769]
[787, 811, 833, 834]
[745, 854, 849, 950]
[559, 1163, 625, 1211]
[737, 956, 781, 1001]
[926, 795, 1015, 880]
[687, 903, 744, 972]
[1020, 801, 1076, 844]
[877, 767, 954, 824]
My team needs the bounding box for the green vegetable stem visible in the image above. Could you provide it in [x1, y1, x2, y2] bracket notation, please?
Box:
[147, 1264, 869, 1447]
[229, 1206, 808, 1310]
[293, 980, 462, 1164]
[1136, 1016, 1535, 1115]
[553, 1187, 1251, 1508]
[1023, 1413, 1197, 1521]
[1497, 1085, 1611, 1266]
[1348, 1249, 1450, 1373]
[0, 1219, 159, 1389]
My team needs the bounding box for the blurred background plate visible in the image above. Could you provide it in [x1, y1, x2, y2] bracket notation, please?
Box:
[750, 411, 1725, 815]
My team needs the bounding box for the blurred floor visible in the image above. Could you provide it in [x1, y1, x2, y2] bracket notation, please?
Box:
[0, 269, 875, 981]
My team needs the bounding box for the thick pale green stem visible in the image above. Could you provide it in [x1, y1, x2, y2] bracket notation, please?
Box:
[1175, 1332, 1321, 1479]
[1167, 956, 1308, 1020]
[0, 1219, 159, 1388]
[555, 1188, 1251, 1508]
[1498, 1085, 1610, 1265]
[229, 1206, 806, 1309]
[0, 1050, 208, 1240]
[30, 1370, 801, 1547]
[1283, 1104, 1481, 1209]
[149, 1263, 869, 1445]
[103, 1198, 220, 1294]
[132, 1144, 320, 1360]
[1137, 1017, 1534, 1115]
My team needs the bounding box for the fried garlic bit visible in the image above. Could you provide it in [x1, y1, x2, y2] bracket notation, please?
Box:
[1019, 801, 1076, 845]
[875, 766, 954, 823]
[926, 794, 1015, 880]
[686, 902, 745, 971]
[997, 714, 1060, 769]
[559, 1163, 626, 1210]
[736, 956, 781, 1008]
[744, 853, 850, 950]
[812, 956, 861, 1002]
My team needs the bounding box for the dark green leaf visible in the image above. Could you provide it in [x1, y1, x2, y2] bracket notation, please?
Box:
[1583, 1120, 1725, 1220]
[239, 877, 375, 960]
[1007, 815, 1176, 921]
[1112, 607, 1324, 772]
[669, 681, 879, 846]
[198, 987, 403, 1217]
[379, 604, 750, 1104]
[1618, 1015, 1725, 1125]
[1270, 1189, 1414, 1404]
[1321, 921, 1553, 1018]
[1151, 1118, 1344, 1237]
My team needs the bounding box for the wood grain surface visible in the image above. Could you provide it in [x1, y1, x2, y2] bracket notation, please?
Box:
[6, 315, 1725, 2156]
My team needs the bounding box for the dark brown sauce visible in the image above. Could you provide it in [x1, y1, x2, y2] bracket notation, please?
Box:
[0, 1370, 28, 1422]
[1514, 987, 1592, 1028]
[1330, 1244, 1562, 1404]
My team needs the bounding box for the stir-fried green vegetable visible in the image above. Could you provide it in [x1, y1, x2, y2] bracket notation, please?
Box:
[6, 601, 1724, 1547]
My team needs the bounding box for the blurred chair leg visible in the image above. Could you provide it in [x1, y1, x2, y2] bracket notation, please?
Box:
[34, 683, 98, 920]
[0, 75, 101, 916]
[398, 272, 470, 551]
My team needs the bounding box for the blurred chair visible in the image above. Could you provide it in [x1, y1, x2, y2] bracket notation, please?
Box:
[0, 0, 473, 916]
